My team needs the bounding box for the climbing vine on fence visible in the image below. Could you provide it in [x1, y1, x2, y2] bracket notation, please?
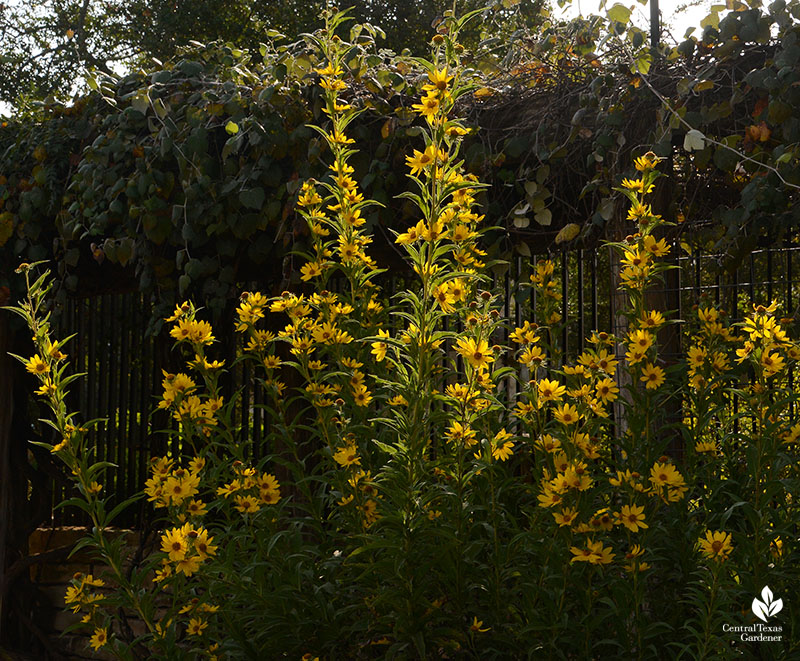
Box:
[2, 1, 800, 326]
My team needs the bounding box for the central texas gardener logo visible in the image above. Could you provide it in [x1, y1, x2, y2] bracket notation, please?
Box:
[752, 586, 783, 623]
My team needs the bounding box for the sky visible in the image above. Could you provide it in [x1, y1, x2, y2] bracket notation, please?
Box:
[0, 2, 726, 117]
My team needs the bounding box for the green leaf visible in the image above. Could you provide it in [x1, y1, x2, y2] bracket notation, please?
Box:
[683, 129, 706, 152]
[700, 11, 720, 30]
[534, 208, 552, 226]
[225, 121, 240, 135]
[607, 3, 632, 24]
[633, 52, 652, 75]
[239, 187, 266, 210]
[555, 223, 581, 244]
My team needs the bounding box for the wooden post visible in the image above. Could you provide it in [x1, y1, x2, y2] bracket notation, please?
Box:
[0, 312, 14, 643]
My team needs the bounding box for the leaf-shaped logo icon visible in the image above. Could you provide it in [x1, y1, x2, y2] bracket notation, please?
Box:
[752, 586, 782, 623]
[752, 597, 769, 623]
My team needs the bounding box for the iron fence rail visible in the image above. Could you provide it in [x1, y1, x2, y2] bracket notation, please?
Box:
[47, 236, 799, 525]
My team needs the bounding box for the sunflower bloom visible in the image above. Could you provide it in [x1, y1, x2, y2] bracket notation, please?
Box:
[25, 355, 49, 375]
[89, 627, 108, 650]
[617, 504, 648, 533]
[455, 336, 494, 371]
[640, 363, 665, 389]
[161, 527, 188, 562]
[554, 403, 580, 425]
[537, 378, 566, 403]
[698, 530, 733, 562]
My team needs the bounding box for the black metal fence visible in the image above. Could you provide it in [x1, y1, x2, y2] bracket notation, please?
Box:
[46, 233, 800, 525]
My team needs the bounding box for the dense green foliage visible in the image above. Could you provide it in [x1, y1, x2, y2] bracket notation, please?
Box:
[0, 0, 543, 105]
[8, 11, 800, 656]
[2, 1, 800, 328]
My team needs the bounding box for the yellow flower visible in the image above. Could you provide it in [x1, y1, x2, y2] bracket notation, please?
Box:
[165, 301, 191, 322]
[176, 555, 202, 576]
[537, 486, 564, 508]
[395, 224, 421, 244]
[233, 495, 260, 514]
[595, 377, 619, 403]
[552, 507, 578, 527]
[616, 504, 648, 533]
[519, 345, 545, 366]
[642, 235, 670, 256]
[695, 440, 716, 454]
[687, 345, 706, 368]
[469, 616, 490, 633]
[446, 421, 478, 447]
[640, 363, 665, 389]
[300, 261, 324, 281]
[510, 320, 538, 344]
[628, 329, 654, 352]
[491, 430, 514, 461]
[328, 130, 354, 145]
[319, 77, 346, 91]
[735, 341, 754, 363]
[620, 178, 654, 194]
[623, 544, 649, 572]
[370, 329, 391, 362]
[314, 62, 343, 77]
[412, 93, 440, 121]
[164, 473, 200, 505]
[594, 349, 618, 374]
[353, 385, 373, 407]
[698, 530, 733, 562]
[570, 540, 615, 565]
[589, 509, 614, 531]
[446, 124, 470, 138]
[333, 444, 361, 467]
[360, 499, 380, 525]
[649, 462, 684, 488]
[537, 378, 566, 403]
[553, 403, 580, 425]
[89, 627, 108, 650]
[170, 319, 214, 346]
[25, 355, 49, 375]
[35, 378, 57, 396]
[405, 145, 438, 175]
[161, 527, 188, 562]
[455, 336, 494, 371]
[433, 284, 456, 312]
[634, 151, 660, 171]
[186, 499, 207, 517]
[312, 321, 338, 345]
[761, 351, 785, 377]
[194, 528, 217, 560]
[640, 309, 665, 329]
[187, 617, 208, 637]
[188, 354, 225, 371]
[627, 203, 651, 222]
[535, 434, 561, 453]
[423, 66, 453, 93]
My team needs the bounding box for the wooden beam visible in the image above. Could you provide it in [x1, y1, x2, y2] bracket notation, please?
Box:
[0, 313, 14, 643]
